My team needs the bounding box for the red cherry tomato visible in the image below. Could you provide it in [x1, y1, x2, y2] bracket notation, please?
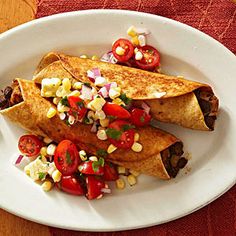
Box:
[78, 161, 104, 176]
[112, 38, 134, 62]
[86, 176, 105, 200]
[130, 108, 151, 127]
[54, 140, 80, 176]
[103, 162, 119, 181]
[56, 175, 84, 195]
[68, 96, 87, 120]
[103, 103, 131, 119]
[107, 120, 135, 149]
[18, 135, 42, 157]
[135, 45, 160, 71]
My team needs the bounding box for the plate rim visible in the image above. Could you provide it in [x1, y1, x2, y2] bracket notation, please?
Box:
[0, 9, 235, 232]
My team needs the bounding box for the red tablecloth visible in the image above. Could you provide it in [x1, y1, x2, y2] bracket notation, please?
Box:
[36, 1, 236, 235]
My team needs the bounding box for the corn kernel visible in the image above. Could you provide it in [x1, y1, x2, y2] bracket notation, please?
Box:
[42, 181, 53, 192]
[24, 165, 30, 175]
[117, 166, 126, 174]
[68, 115, 75, 125]
[43, 136, 53, 144]
[53, 97, 61, 105]
[95, 110, 106, 120]
[116, 178, 125, 189]
[62, 78, 71, 91]
[92, 55, 99, 61]
[109, 87, 121, 99]
[95, 76, 107, 87]
[79, 150, 87, 161]
[97, 129, 107, 140]
[112, 98, 125, 106]
[87, 110, 97, 121]
[89, 156, 98, 162]
[52, 170, 62, 182]
[134, 133, 140, 142]
[80, 54, 88, 59]
[127, 25, 137, 37]
[47, 144, 57, 156]
[107, 144, 117, 154]
[131, 142, 143, 152]
[68, 90, 80, 97]
[131, 36, 139, 46]
[135, 51, 143, 61]
[47, 107, 57, 118]
[115, 46, 125, 56]
[40, 147, 47, 156]
[56, 86, 69, 97]
[87, 96, 106, 111]
[129, 169, 140, 177]
[127, 174, 137, 186]
[72, 81, 83, 90]
[57, 102, 70, 113]
[138, 35, 146, 47]
[100, 118, 109, 127]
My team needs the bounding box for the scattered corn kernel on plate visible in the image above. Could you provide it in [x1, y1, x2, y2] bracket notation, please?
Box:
[0, 10, 236, 231]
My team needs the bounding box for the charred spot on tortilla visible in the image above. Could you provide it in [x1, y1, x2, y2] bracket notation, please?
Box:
[0, 80, 23, 110]
[161, 141, 187, 178]
[194, 88, 219, 130]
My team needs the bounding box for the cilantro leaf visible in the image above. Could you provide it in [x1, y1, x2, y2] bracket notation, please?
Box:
[122, 124, 135, 131]
[60, 96, 69, 106]
[140, 116, 145, 123]
[106, 128, 122, 140]
[92, 157, 105, 172]
[38, 172, 46, 180]
[119, 93, 132, 105]
[83, 82, 91, 88]
[66, 151, 72, 165]
[96, 149, 108, 158]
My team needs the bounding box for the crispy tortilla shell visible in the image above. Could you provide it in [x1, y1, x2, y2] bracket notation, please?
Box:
[0, 79, 182, 179]
[33, 52, 218, 130]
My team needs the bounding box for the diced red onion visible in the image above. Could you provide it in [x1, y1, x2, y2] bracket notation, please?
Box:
[141, 102, 151, 114]
[91, 122, 98, 133]
[98, 86, 109, 98]
[92, 68, 101, 77]
[15, 155, 24, 165]
[14, 155, 31, 168]
[80, 85, 93, 100]
[100, 51, 117, 64]
[101, 188, 111, 194]
[87, 70, 95, 81]
[104, 82, 117, 92]
[136, 27, 151, 35]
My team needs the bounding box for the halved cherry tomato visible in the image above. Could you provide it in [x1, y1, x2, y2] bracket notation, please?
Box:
[103, 103, 131, 119]
[56, 175, 84, 195]
[107, 120, 135, 149]
[54, 140, 80, 175]
[68, 96, 87, 120]
[18, 135, 42, 157]
[112, 38, 134, 62]
[86, 176, 105, 200]
[78, 161, 104, 176]
[130, 108, 151, 127]
[103, 162, 119, 181]
[135, 45, 160, 71]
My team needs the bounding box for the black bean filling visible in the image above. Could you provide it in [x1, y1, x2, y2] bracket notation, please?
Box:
[0, 82, 23, 110]
[194, 88, 218, 130]
[161, 142, 187, 178]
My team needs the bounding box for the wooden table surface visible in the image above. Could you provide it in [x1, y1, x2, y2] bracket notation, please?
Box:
[0, 1, 51, 235]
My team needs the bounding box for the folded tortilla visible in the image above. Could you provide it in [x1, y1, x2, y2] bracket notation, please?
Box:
[33, 52, 219, 131]
[0, 78, 185, 179]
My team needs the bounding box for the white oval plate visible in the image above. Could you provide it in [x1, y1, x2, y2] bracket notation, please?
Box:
[0, 10, 236, 232]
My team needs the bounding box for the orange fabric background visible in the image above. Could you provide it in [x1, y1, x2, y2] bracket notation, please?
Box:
[36, 1, 236, 235]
